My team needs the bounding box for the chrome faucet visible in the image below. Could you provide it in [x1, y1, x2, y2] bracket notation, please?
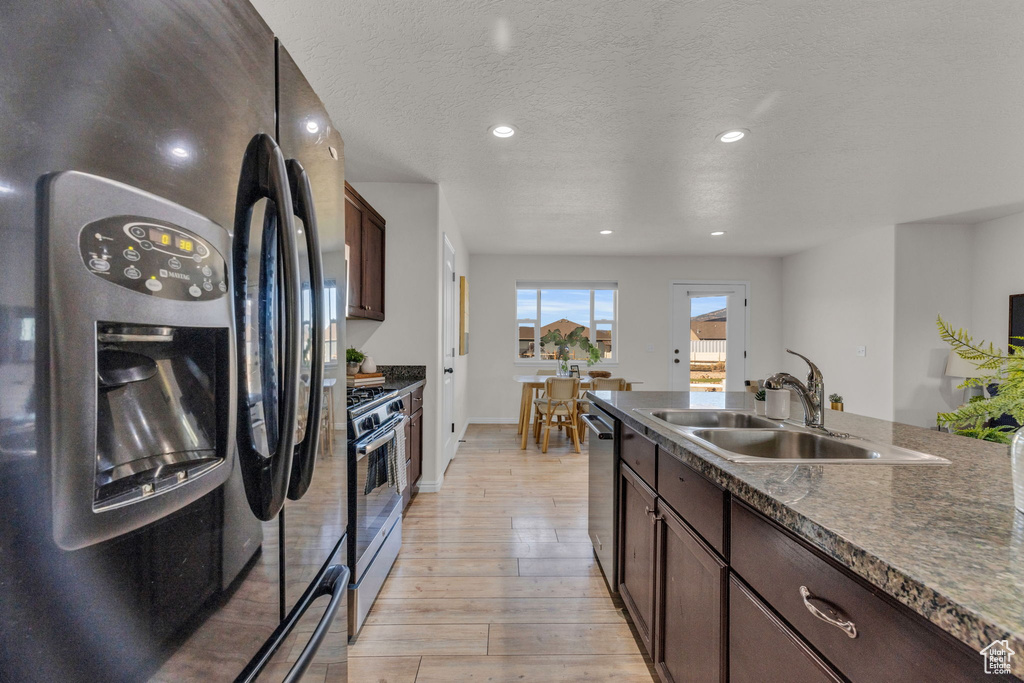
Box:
[764, 350, 825, 429]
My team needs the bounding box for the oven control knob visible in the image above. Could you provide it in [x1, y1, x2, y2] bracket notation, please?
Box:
[361, 417, 375, 431]
[390, 399, 404, 413]
[372, 414, 381, 428]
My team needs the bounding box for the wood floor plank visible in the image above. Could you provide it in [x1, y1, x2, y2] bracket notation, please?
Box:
[354, 424, 652, 682]
[415, 655, 654, 682]
[365, 598, 628, 625]
[378, 575, 609, 600]
[555, 528, 593, 543]
[487, 622, 640, 655]
[391, 558, 519, 577]
[518, 557, 601, 577]
[345, 656, 421, 683]
[512, 515, 587, 529]
[398, 541, 595, 559]
[348, 624, 488, 657]
[402, 527, 557, 543]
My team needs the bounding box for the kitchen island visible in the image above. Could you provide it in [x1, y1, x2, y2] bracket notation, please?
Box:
[589, 390, 1023, 681]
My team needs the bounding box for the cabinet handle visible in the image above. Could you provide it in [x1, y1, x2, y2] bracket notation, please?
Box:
[799, 586, 857, 639]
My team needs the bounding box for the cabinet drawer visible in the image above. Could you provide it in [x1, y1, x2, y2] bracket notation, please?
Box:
[410, 386, 424, 412]
[657, 454, 727, 557]
[731, 500, 993, 682]
[620, 423, 656, 488]
[729, 574, 842, 683]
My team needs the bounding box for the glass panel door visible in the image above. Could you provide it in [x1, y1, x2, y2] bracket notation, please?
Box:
[671, 283, 747, 392]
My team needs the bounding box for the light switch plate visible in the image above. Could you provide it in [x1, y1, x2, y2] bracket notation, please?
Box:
[856, 346, 866, 357]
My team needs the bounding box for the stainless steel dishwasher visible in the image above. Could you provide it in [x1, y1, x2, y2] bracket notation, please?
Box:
[582, 402, 617, 594]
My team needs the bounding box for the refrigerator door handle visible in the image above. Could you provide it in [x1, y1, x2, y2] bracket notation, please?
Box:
[285, 159, 325, 501]
[233, 133, 302, 521]
[234, 563, 350, 683]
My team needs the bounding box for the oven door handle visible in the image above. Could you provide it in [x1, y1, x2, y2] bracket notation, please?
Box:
[355, 417, 406, 459]
[234, 563, 349, 683]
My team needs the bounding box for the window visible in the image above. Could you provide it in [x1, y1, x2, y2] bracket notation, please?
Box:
[301, 278, 340, 365]
[516, 281, 617, 363]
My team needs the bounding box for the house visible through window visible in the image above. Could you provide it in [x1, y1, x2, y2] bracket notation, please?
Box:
[516, 281, 617, 363]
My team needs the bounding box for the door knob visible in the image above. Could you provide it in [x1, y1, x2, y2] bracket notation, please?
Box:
[444, 367, 454, 374]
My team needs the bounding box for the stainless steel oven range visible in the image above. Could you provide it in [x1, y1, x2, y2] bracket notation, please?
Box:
[346, 387, 406, 637]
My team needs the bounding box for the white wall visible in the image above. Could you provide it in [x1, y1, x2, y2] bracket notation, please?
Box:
[467, 254, 784, 422]
[892, 224, 973, 427]
[347, 182, 470, 491]
[970, 212, 1024, 347]
[782, 226, 896, 421]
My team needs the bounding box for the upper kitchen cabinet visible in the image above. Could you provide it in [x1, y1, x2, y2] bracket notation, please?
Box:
[344, 181, 386, 320]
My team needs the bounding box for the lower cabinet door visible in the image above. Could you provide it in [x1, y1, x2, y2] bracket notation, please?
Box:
[655, 502, 726, 683]
[730, 574, 842, 683]
[618, 463, 658, 654]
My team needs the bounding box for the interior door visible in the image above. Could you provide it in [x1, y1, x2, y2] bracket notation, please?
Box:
[671, 283, 747, 392]
[441, 234, 457, 474]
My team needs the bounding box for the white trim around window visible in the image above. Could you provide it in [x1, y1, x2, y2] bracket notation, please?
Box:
[514, 281, 618, 365]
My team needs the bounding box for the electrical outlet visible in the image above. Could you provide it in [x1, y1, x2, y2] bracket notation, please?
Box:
[856, 346, 866, 357]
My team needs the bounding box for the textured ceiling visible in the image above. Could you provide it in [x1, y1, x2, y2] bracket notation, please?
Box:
[251, 0, 1024, 256]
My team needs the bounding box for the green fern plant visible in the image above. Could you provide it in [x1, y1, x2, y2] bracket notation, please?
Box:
[936, 315, 1024, 443]
[540, 326, 603, 368]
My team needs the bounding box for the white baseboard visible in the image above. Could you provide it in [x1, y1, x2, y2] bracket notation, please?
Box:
[417, 473, 444, 493]
[469, 417, 519, 424]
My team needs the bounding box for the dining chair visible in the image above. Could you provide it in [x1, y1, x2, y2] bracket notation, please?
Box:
[526, 377, 581, 453]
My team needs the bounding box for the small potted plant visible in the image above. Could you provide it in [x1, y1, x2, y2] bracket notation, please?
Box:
[829, 393, 844, 411]
[540, 326, 603, 376]
[754, 389, 766, 415]
[346, 347, 365, 376]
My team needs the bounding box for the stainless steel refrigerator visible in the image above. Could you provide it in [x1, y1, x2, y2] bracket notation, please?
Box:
[0, 1, 350, 680]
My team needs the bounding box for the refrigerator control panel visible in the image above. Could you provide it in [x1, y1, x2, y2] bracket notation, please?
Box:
[79, 215, 227, 301]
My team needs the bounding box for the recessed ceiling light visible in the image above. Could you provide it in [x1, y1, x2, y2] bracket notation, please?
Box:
[490, 125, 516, 138]
[305, 121, 320, 134]
[711, 231, 726, 236]
[716, 129, 748, 143]
[599, 230, 613, 235]
[170, 146, 190, 159]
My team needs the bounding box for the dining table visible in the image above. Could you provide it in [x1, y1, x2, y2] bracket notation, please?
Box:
[513, 374, 643, 440]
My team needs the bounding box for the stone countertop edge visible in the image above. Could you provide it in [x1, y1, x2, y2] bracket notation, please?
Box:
[384, 378, 425, 395]
[588, 390, 1024, 675]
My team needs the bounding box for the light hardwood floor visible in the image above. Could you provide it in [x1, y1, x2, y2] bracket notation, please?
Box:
[348, 423, 656, 683]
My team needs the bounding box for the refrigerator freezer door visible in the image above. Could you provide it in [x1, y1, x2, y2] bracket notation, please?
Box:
[275, 43, 350, 618]
[0, 1, 283, 680]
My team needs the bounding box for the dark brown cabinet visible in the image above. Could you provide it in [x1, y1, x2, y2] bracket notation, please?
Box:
[344, 182, 385, 320]
[401, 386, 424, 512]
[655, 501, 727, 683]
[729, 575, 842, 683]
[611, 423, 999, 683]
[618, 462, 658, 654]
[409, 407, 422, 491]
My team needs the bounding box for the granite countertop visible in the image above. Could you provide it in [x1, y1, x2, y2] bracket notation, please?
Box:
[589, 390, 1024, 674]
[383, 377, 425, 394]
[373, 365, 425, 395]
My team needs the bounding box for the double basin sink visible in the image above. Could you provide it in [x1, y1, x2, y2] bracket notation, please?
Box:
[634, 409, 949, 465]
